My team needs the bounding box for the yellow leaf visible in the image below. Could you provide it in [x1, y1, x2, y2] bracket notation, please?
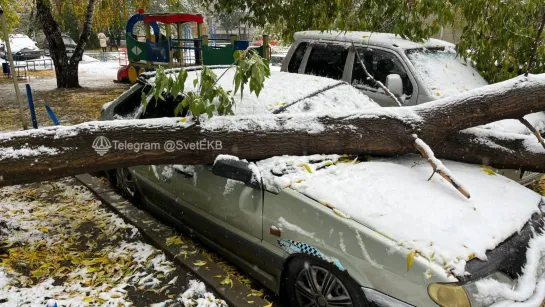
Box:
[480, 165, 496, 176]
[468, 253, 476, 260]
[39, 227, 48, 233]
[301, 163, 312, 173]
[263, 303, 273, 307]
[221, 275, 234, 288]
[213, 274, 223, 278]
[179, 117, 188, 123]
[83, 297, 94, 302]
[333, 208, 351, 219]
[407, 250, 416, 272]
[248, 301, 254, 304]
[247, 289, 264, 297]
[166, 235, 184, 246]
[193, 260, 207, 266]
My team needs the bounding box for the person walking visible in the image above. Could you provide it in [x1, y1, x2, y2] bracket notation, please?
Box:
[97, 32, 107, 53]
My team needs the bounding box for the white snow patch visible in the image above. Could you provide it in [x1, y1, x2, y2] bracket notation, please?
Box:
[223, 179, 240, 196]
[475, 234, 545, 304]
[179, 280, 227, 307]
[278, 217, 316, 238]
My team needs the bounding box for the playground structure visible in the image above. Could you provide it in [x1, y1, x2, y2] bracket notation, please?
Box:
[118, 9, 270, 83]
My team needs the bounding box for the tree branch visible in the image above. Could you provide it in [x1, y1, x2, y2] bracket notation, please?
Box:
[70, 0, 98, 64]
[519, 117, 545, 150]
[352, 42, 403, 107]
[0, 74, 544, 187]
[413, 135, 471, 199]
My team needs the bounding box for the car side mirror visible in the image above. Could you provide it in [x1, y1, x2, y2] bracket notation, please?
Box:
[385, 74, 403, 97]
[212, 159, 260, 188]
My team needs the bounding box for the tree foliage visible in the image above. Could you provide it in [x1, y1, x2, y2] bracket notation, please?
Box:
[141, 50, 270, 120]
[0, 0, 27, 39]
[207, 0, 545, 82]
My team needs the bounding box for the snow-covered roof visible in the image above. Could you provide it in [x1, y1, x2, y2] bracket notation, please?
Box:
[8, 34, 39, 53]
[256, 154, 542, 275]
[151, 68, 380, 115]
[294, 30, 454, 50]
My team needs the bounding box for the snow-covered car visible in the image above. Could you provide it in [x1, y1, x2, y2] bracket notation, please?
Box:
[100, 68, 545, 307]
[281, 30, 544, 185]
[0, 34, 43, 61]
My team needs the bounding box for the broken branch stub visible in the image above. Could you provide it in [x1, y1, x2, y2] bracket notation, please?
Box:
[413, 135, 471, 199]
[519, 117, 545, 150]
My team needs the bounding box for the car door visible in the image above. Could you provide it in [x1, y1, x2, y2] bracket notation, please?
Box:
[126, 95, 265, 266]
[167, 164, 265, 264]
[347, 45, 417, 107]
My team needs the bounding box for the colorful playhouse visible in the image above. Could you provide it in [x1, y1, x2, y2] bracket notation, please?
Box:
[118, 9, 270, 83]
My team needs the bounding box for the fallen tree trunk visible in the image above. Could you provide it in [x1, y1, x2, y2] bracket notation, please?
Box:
[0, 75, 544, 187]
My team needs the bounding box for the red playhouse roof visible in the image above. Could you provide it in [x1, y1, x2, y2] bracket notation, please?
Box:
[143, 13, 203, 24]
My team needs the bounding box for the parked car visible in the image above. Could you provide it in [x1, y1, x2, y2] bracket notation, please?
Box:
[43, 33, 77, 57]
[0, 34, 43, 61]
[281, 30, 544, 185]
[101, 68, 545, 307]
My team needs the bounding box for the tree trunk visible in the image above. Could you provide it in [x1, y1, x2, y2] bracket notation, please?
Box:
[0, 74, 544, 187]
[35, 0, 97, 88]
[36, 0, 70, 88]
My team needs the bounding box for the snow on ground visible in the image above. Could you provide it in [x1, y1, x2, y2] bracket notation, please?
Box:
[0, 179, 226, 306]
[255, 154, 542, 275]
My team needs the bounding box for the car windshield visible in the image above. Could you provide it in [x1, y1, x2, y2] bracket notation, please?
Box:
[406, 47, 488, 98]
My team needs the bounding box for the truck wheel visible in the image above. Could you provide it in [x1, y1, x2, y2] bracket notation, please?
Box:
[284, 255, 368, 307]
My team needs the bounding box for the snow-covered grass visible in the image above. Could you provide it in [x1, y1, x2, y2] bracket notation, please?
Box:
[0, 179, 224, 306]
[256, 154, 542, 275]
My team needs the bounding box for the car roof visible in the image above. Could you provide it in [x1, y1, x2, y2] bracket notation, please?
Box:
[145, 67, 380, 115]
[294, 30, 454, 50]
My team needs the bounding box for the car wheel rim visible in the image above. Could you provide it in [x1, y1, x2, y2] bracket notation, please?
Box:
[295, 265, 352, 307]
[116, 168, 135, 197]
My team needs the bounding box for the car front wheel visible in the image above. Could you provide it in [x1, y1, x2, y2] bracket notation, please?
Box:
[115, 168, 138, 199]
[284, 256, 368, 307]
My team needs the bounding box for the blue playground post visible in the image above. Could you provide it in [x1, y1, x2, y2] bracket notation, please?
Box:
[45, 105, 60, 125]
[25, 84, 38, 129]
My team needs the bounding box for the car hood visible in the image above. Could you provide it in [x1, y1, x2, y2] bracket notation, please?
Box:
[257, 154, 542, 275]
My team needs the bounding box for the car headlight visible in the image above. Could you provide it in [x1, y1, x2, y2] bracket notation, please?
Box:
[429, 272, 516, 307]
[428, 283, 471, 307]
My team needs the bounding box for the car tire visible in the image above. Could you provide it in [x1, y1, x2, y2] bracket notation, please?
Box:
[284, 255, 369, 307]
[113, 168, 143, 205]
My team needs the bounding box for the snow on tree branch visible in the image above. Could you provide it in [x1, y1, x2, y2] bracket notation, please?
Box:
[413, 135, 471, 199]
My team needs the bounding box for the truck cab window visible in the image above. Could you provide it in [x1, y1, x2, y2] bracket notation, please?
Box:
[288, 42, 309, 73]
[305, 43, 348, 80]
[352, 48, 413, 96]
